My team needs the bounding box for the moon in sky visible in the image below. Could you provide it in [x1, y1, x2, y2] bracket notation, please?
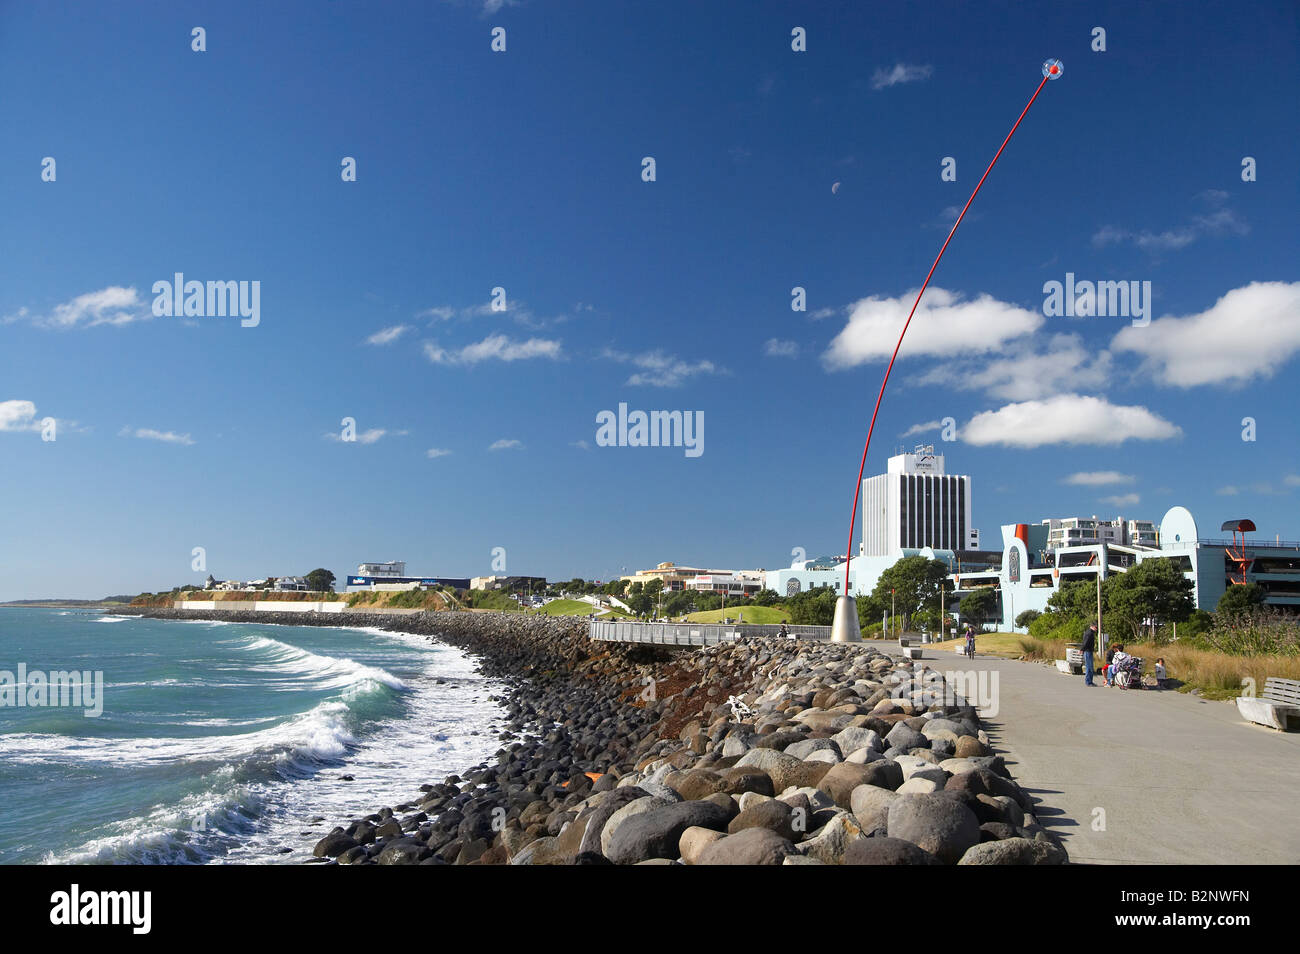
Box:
[831, 181, 841, 194]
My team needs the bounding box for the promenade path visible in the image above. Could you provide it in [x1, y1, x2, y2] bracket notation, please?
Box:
[865, 640, 1300, 864]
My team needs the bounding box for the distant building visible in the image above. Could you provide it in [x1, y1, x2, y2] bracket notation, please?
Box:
[347, 559, 469, 592]
[861, 446, 973, 555]
[684, 573, 763, 597]
[1040, 516, 1159, 551]
[624, 562, 767, 593]
[274, 576, 311, 592]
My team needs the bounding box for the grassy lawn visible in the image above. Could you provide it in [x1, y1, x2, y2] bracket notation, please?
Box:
[541, 599, 597, 616]
[683, 605, 791, 624]
[929, 631, 1026, 657]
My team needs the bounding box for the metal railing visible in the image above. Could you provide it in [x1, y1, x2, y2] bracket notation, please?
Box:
[588, 620, 833, 646]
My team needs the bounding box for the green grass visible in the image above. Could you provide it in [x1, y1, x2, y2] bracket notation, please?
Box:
[541, 599, 597, 616]
[683, 605, 791, 624]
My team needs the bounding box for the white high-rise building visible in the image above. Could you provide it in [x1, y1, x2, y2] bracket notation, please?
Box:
[860, 446, 974, 556]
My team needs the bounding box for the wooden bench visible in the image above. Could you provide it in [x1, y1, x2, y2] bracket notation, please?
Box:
[1237, 677, 1300, 730]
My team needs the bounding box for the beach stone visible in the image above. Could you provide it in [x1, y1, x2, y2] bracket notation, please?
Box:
[885, 723, 928, 752]
[668, 769, 727, 801]
[845, 746, 884, 764]
[604, 800, 730, 865]
[785, 738, 840, 760]
[804, 748, 843, 764]
[313, 829, 358, 858]
[601, 796, 672, 856]
[959, 837, 1067, 865]
[893, 754, 949, 783]
[577, 787, 650, 857]
[887, 793, 982, 864]
[720, 766, 775, 797]
[844, 836, 942, 866]
[679, 826, 726, 865]
[728, 799, 797, 840]
[817, 762, 879, 808]
[858, 759, 904, 791]
[696, 827, 797, 865]
[783, 854, 828, 865]
[921, 718, 971, 744]
[832, 726, 881, 756]
[376, 838, 426, 865]
[849, 785, 900, 830]
[898, 777, 942, 795]
[737, 792, 772, 812]
[955, 735, 991, 758]
[797, 812, 867, 864]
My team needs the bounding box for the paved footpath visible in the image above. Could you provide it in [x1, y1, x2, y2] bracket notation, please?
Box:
[869, 641, 1300, 864]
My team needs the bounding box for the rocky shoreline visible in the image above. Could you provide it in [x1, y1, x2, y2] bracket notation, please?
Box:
[133, 608, 1067, 865]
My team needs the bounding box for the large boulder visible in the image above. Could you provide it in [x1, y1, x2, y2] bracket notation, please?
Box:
[958, 837, 1067, 865]
[728, 799, 797, 840]
[817, 762, 878, 808]
[313, 829, 358, 858]
[832, 726, 881, 756]
[600, 796, 672, 856]
[604, 800, 731, 865]
[886, 793, 982, 864]
[578, 788, 650, 857]
[679, 826, 725, 865]
[844, 836, 942, 865]
[884, 723, 928, 752]
[849, 785, 899, 831]
[797, 812, 867, 864]
[696, 827, 797, 865]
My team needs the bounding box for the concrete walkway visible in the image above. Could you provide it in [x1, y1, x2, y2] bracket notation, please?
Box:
[871, 641, 1300, 864]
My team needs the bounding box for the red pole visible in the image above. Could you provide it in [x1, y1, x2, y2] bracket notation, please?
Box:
[844, 73, 1052, 593]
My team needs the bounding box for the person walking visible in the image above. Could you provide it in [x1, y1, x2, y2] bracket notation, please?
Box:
[1081, 622, 1098, 686]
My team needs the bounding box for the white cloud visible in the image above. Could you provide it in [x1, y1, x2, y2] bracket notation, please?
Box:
[962, 394, 1182, 447]
[1285, 475, 1300, 488]
[325, 428, 407, 444]
[424, 334, 562, 365]
[871, 63, 934, 90]
[916, 333, 1112, 402]
[16, 287, 149, 329]
[1093, 191, 1248, 253]
[0, 400, 41, 432]
[1064, 471, 1135, 486]
[764, 338, 799, 358]
[1217, 486, 1239, 496]
[1099, 493, 1140, 507]
[489, 439, 522, 451]
[823, 288, 1042, 370]
[602, 348, 721, 387]
[1111, 281, 1300, 388]
[420, 306, 456, 322]
[571, 440, 591, 450]
[426, 448, 453, 459]
[902, 419, 945, 437]
[808, 307, 837, 320]
[120, 426, 194, 445]
[366, 324, 410, 345]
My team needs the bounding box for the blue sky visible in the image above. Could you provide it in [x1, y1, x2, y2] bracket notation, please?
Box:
[1, 0, 1297, 600]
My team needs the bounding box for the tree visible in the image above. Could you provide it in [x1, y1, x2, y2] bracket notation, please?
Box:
[627, 581, 644, 597]
[1216, 582, 1265, 616]
[1047, 578, 1102, 621]
[751, 589, 780, 607]
[787, 587, 837, 626]
[605, 579, 629, 597]
[1104, 558, 1195, 641]
[1015, 609, 1041, 629]
[869, 556, 949, 630]
[960, 589, 998, 628]
[305, 568, 336, 593]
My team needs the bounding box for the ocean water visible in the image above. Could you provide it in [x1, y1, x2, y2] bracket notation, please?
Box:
[0, 608, 504, 864]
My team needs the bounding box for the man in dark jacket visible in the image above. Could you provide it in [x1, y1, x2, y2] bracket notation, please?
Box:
[1081, 623, 1098, 686]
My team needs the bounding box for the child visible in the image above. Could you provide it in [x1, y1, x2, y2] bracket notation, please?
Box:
[1153, 657, 1167, 690]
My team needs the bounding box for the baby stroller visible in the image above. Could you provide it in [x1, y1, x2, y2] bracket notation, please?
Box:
[1112, 653, 1144, 690]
